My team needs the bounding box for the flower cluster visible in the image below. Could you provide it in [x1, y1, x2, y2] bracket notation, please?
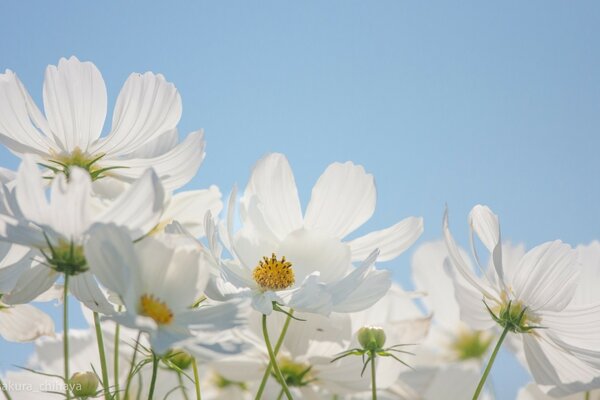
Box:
[0, 57, 599, 400]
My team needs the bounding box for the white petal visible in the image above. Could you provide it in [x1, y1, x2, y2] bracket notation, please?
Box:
[278, 228, 351, 284]
[242, 153, 303, 240]
[570, 241, 600, 306]
[0, 244, 34, 292]
[15, 156, 50, 226]
[512, 241, 578, 312]
[469, 204, 505, 287]
[160, 186, 222, 237]
[251, 291, 277, 315]
[411, 240, 461, 329]
[84, 224, 136, 304]
[288, 273, 333, 315]
[176, 301, 243, 331]
[348, 216, 423, 262]
[69, 271, 114, 314]
[43, 56, 106, 151]
[0, 70, 56, 155]
[304, 161, 376, 239]
[3, 264, 58, 304]
[443, 208, 498, 300]
[0, 304, 55, 342]
[102, 130, 206, 191]
[93, 72, 181, 156]
[96, 168, 165, 237]
[122, 128, 178, 158]
[48, 167, 92, 239]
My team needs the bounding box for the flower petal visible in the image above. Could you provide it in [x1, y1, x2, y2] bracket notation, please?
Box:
[348, 216, 423, 262]
[512, 241, 578, 312]
[43, 56, 106, 151]
[2, 264, 58, 305]
[160, 185, 222, 237]
[0, 70, 56, 155]
[102, 130, 205, 191]
[304, 161, 376, 239]
[69, 271, 114, 314]
[96, 168, 165, 237]
[93, 72, 181, 156]
[469, 204, 505, 287]
[0, 304, 55, 342]
[48, 167, 92, 240]
[241, 153, 303, 240]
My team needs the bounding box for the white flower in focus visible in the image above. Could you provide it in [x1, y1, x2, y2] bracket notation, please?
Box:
[0, 156, 164, 311]
[218, 153, 423, 315]
[85, 223, 244, 354]
[0, 56, 205, 191]
[444, 205, 600, 395]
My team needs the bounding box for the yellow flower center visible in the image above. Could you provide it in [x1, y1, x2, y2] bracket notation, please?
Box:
[139, 294, 173, 325]
[451, 330, 493, 361]
[252, 253, 295, 291]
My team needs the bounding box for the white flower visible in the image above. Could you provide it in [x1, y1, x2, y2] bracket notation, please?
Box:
[0, 156, 164, 311]
[218, 153, 423, 315]
[444, 204, 600, 395]
[0, 301, 54, 342]
[0, 56, 205, 191]
[84, 223, 244, 354]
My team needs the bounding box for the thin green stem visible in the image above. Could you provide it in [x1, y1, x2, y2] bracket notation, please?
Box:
[177, 371, 190, 400]
[192, 358, 202, 400]
[63, 274, 71, 400]
[472, 326, 510, 400]
[261, 314, 293, 400]
[254, 311, 293, 400]
[147, 354, 159, 400]
[370, 351, 377, 400]
[93, 312, 111, 400]
[0, 376, 13, 400]
[585, 392, 590, 400]
[114, 319, 121, 400]
[276, 388, 284, 400]
[124, 332, 142, 400]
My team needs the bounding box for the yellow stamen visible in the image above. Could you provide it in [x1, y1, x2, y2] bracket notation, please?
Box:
[139, 294, 173, 325]
[252, 253, 295, 291]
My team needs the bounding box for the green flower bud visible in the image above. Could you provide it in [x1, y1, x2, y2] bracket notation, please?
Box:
[69, 371, 99, 398]
[166, 349, 194, 370]
[357, 326, 386, 351]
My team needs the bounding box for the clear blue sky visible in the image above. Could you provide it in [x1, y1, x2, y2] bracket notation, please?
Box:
[1, 2, 599, 398]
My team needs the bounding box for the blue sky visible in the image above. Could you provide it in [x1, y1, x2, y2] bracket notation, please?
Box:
[1, 1, 599, 398]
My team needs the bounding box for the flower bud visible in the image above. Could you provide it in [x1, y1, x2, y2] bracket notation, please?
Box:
[166, 349, 194, 370]
[69, 371, 99, 398]
[357, 326, 386, 350]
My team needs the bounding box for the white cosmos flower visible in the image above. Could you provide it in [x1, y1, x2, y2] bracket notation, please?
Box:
[0, 156, 164, 311]
[0, 56, 205, 191]
[84, 223, 245, 354]
[444, 204, 600, 395]
[0, 301, 54, 342]
[218, 153, 423, 315]
[517, 382, 598, 400]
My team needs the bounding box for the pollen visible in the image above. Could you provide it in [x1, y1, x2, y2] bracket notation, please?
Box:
[139, 294, 174, 325]
[252, 253, 295, 291]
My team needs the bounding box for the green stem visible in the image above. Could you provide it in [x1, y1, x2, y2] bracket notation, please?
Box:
[93, 312, 111, 400]
[585, 392, 590, 400]
[254, 311, 293, 400]
[261, 314, 293, 400]
[0, 376, 13, 400]
[114, 320, 121, 400]
[472, 326, 510, 400]
[276, 389, 284, 400]
[63, 274, 71, 400]
[192, 358, 202, 400]
[147, 354, 159, 400]
[124, 332, 142, 400]
[177, 371, 190, 400]
[370, 351, 377, 400]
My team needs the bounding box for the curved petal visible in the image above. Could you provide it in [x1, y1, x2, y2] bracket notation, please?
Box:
[48, 167, 92, 240]
[304, 161, 376, 239]
[443, 208, 498, 300]
[0, 304, 55, 342]
[93, 72, 181, 156]
[469, 205, 505, 287]
[102, 130, 205, 191]
[242, 153, 303, 240]
[121, 128, 178, 159]
[0, 70, 56, 155]
[348, 216, 423, 262]
[43, 56, 106, 151]
[69, 271, 114, 314]
[512, 241, 578, 312]
[160, 185, 222, 237]
[15, 156, 50, 226]
[2, 264, 58, 305]
[96, 168, 165, 237]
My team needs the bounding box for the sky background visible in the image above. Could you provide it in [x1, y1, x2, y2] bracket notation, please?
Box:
[1, 1, 599, 399]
